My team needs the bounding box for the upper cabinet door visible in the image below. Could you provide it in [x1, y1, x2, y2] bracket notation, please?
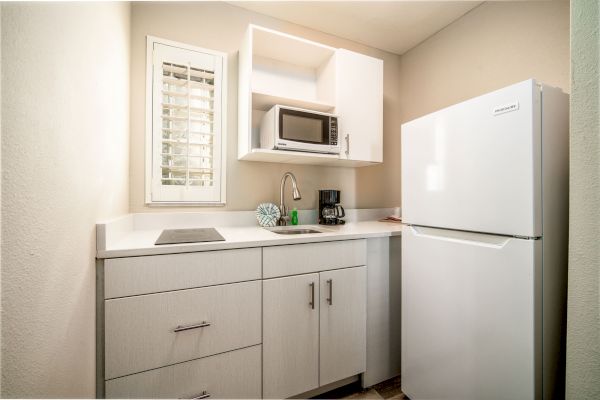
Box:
[335, 49, 383, 163]
[319, 266, 367, 386]
[401, 79, 542, 237]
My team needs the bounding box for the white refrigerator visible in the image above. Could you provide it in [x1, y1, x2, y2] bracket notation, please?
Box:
[400, 79, 568, 400]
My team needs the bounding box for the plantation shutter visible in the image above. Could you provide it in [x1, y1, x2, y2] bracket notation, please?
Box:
[151, 42, 225, 203]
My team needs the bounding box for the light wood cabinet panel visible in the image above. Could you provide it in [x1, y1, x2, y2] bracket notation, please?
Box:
[319, 266, 367, 386]
[105, 345, 262, 399]
[363, 237, 402, 387]
[335, 49, 383, 163]
[263, 239, 367, 278]
[105, 281, 261, 379]
[104, 248, 261, 298]
[263, 274, 319, 399]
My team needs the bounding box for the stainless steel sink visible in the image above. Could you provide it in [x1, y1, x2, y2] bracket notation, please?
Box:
[266, 226, 328, 235]
[270, 228, 323, 235]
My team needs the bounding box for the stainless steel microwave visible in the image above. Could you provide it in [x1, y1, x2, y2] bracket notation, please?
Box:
[259, 105, 340, 154]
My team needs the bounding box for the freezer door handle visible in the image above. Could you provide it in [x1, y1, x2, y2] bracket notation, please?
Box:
[409, 226, 512, 248]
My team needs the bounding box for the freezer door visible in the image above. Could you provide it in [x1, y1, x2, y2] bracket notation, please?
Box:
[401, 225, 542, 400]
[401, 79, 542, 237]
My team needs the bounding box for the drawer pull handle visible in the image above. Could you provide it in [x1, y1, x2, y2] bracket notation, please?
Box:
[327, 279, 333, 305]
[192, 391, 211, 399]
[179, 390, 210, 400]
[309, 282, 315, 309]
[174, 321, 211, 332]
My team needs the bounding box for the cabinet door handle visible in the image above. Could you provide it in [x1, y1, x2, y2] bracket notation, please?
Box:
[183, 391, 211, 399]
[345, 134, 350, 157]
[309, 282, 315, 309]
[173, 321, 211, 332]
[327, 279, 333, 305]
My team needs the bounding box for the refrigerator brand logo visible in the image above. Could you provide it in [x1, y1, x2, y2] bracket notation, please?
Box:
[493, 101, 519, 116]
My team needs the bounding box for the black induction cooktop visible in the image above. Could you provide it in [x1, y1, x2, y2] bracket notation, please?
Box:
[155, 228, 225, 245]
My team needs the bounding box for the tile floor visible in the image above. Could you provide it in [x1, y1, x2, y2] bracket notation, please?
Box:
[315, 376, 406, 399]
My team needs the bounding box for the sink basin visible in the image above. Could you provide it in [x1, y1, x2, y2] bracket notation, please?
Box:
[266, 226, 328, 235]
[270, 228, 323, 235]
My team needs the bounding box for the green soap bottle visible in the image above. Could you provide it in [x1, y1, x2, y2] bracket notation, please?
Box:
[291, 208, 299, 225]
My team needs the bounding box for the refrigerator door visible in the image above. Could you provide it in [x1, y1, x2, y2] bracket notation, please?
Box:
[401, 79, 541, 237]
[401, 225, 542, 400]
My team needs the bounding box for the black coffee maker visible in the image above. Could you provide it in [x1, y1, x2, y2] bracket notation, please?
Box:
[318, 190, 345, 225]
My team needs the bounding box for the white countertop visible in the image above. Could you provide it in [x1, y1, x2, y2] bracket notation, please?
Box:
[97, 220, 403, 259]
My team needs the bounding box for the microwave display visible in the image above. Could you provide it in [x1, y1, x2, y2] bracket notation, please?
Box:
[279, 108, 329, 144]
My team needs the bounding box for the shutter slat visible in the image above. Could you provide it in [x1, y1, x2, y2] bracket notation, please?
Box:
[161, 153, 213, 159]
[163, 76, 214, 90]
[161, 103, 214, 114]
[162, 90, 213, 102]
[162, 129, 214, 135]
[163, 64, 214, 79]
[162, 141, 213, 146]
[162, 115, 213, 123]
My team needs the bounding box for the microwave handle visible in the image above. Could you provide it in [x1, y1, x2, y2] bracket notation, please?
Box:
[345, 134, 350, 157]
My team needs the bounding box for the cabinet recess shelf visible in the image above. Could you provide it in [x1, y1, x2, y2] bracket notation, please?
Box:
[252, 91, 335, 113]
[252, 26, 335, 69]
[240, 149, 339, 165]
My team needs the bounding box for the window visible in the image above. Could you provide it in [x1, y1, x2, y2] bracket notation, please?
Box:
[146, 37, 227, 204]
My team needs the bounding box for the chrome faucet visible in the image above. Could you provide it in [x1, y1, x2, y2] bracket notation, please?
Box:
[278, 172, 302, 225]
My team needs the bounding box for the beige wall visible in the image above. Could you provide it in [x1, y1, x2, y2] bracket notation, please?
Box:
[1, 3, 130, 397]
[131, 1, 569, 213]
[566, 1, 600, 398]
[383, 0, 570, 208]
[0, 5, 3, 394]
[129, 2, 402, 212]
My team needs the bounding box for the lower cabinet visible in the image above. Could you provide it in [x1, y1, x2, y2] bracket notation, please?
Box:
[105, 280, 262, 379]
[105, 345, 262, 399]
[320, 267, 367, 386]
[263, 273, 320, 398]
[263, 266, 367, 399]
[99, 239, 372, 399]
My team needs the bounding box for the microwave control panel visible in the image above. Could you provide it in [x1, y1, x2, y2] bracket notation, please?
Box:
[330, 117, 338, 145]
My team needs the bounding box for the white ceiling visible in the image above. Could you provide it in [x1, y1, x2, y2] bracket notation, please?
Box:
[229, 1, 483, 55]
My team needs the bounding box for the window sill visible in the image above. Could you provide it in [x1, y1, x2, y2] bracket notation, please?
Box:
[146, 201, 226, 207]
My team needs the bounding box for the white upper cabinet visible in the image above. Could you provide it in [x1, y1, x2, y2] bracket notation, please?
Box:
[238, 25, 383, 167]
[335, 49, 383, 164]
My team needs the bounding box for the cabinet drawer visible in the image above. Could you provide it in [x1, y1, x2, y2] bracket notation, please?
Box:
[105, 280, 261, 379]
[105, 345, 262, 399]
[263, 239, 367, 278]
[104, 248, 261, 298]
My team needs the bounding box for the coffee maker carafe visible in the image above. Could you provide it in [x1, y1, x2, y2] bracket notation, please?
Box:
[318, 190, 345, 225]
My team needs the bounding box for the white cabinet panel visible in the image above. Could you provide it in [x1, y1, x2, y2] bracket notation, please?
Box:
[401, 225, 541, 400]
[401, 79, 541, 237]
[263, 274, 320, 399]
[319, 266, 367, 386]
[335, 49, 383, 163]
[105, 345, 261, 399]
[105, 281, 261, 379]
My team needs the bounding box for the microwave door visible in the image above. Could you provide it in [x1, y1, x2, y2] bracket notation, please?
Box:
[277, 108, 333, 153]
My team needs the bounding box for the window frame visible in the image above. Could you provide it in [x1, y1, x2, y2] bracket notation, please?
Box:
[145, 36, 227, 206]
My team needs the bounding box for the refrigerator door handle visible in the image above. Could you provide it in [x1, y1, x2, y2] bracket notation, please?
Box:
[409, 225, 512, 248]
